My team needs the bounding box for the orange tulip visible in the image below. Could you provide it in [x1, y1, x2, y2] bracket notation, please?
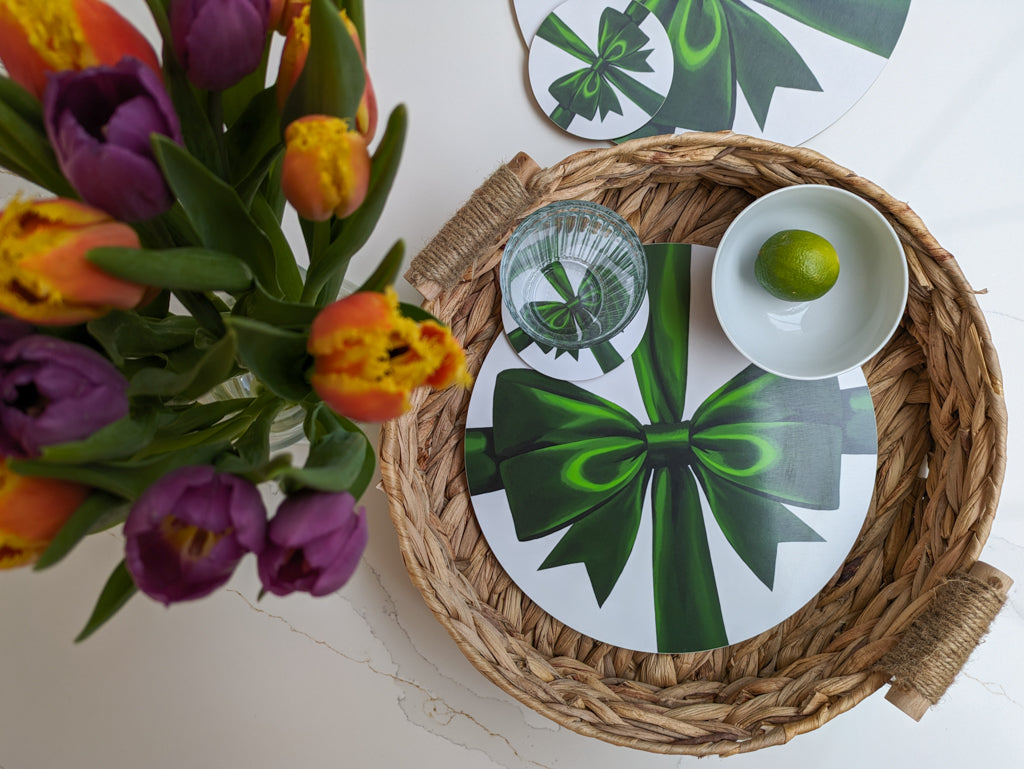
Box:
[0, 196, 147, 324]
[0, 0, 161, 99]
[281, 114, 370, 221]
[272, 0, 307, 34]
[0, 459, 88, 569]
[339, 10, 377, 141]
[276, 4, 376, 140]
[308, 288, 471, 422]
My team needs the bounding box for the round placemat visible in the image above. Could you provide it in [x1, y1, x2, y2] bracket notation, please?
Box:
[469, 243, 878, 653]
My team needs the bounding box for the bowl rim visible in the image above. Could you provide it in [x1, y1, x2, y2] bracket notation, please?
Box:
[711, 184, 909, 380]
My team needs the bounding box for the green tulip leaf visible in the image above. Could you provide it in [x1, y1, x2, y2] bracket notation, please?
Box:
[228, 317, 312, 402]
[215, 396, 283, 474]
[156, 399, 252, 437]
[0, 84, 75, 196]
[356, 239, 405, 293]
[152, 135, 280, 295]
[38, 411, 162, 464]
[75, 560, 137, 643]
[34, 492, 128, 571]
[397, 301, 442, 325]
[127, 330, 238, 402]
[226, 86, 283, 189]
[11, 441, 229, 501]
[272, 424, 374, 496]
[221, 38, 272, 127]
[282, 0, 365, 126]
[234, 284, 320, 328]
[88, 246, 253, 292]
[249, 194, 303, 301]
[88, 311, 200, 366]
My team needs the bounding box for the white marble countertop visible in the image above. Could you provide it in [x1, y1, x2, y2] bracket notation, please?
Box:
[1, 2, 1022, 767]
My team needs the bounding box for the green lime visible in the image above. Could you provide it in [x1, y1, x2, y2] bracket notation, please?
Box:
[754, 229, 840, 301]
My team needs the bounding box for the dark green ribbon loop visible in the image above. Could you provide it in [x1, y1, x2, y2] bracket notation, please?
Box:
[539, 3, 665, 128]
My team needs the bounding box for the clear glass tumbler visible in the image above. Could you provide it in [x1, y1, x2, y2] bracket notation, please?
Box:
[500, 200, 647, 350]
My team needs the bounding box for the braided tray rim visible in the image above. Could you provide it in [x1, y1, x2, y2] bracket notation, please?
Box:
[378, 132, 1007, 755]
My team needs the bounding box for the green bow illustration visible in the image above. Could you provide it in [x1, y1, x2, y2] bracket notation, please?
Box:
[539, 2, 667, 130]
[507, 260, 624, 373]
[623, 0, 912, 138]
[466, 244, 876, 652]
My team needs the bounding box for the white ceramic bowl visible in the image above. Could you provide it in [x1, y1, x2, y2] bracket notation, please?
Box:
[711, 185, 908, 380]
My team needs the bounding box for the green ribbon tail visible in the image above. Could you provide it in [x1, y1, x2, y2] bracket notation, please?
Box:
[633, 244, 691, 424]
[722, 1, 821, 130]
[593, 341, 624, 373]
[651, 466, 727, 652]
[549, 105, 575, 130]
[507, 327, 532, 353]
[755, 0, 911, 57]
[693, 465, 824, 589]
[603, 68, 670, 117]
[540, 471, 648, 606]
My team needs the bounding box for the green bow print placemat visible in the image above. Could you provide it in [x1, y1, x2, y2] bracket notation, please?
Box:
[465, 244, 877, 653]
[519, 0, 911, 145]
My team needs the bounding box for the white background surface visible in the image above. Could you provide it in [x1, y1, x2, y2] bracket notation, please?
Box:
[2, 2, 1023, 767]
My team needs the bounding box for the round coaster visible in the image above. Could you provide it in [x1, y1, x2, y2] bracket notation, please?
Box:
[527, 0, 673, 141]
[502, 293, 648, 381]
[465, 244, 878, 653]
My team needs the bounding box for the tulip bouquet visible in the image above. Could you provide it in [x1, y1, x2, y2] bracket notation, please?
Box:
[0, 0, 469, 639]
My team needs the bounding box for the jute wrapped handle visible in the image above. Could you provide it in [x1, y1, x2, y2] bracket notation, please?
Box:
[877, 561, 1013, 720]
[404, 153, 540, 300]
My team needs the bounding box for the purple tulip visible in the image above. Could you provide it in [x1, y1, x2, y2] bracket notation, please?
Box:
[43, 58, 183, 222]
[258, 490, 367, 597]
[0, 318, 31, 352]
[125, 466, 267, 605]
[171, 0, 270, 91]
[0, 335, 129, 458]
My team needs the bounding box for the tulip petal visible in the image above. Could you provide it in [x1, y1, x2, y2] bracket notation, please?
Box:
[308, 512, 366, 595]
[124, 466, 268, 604]
[173, 0, 270, 91]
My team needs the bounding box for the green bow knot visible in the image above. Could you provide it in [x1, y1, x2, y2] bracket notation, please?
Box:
[539, 3, 666, 129]
[506, 260, 624, 372]
[466, 244, 876, 651]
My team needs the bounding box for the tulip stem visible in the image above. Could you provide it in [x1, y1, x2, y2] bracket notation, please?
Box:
[174, 290, 225, 336]
[206, 91, 229, 179]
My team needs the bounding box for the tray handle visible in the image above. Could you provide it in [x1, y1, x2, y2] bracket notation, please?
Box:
[403, 152, 541, 300]
[876, 561, 1013, 720]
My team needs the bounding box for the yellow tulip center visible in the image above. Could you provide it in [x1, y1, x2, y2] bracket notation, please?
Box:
[0, 197, 70, 310]
[159, 516, 226, 561]
[285, 116, 360, 211]
[3, 0, 94, 71]
[0, 533, 41, 570]
[311, 290, 465, 395]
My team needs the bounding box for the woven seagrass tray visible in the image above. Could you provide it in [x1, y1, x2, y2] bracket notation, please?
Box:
[379, 132, 1010, 755]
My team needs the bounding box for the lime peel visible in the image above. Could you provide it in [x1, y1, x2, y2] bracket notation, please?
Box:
[754, 229, 839, 302]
